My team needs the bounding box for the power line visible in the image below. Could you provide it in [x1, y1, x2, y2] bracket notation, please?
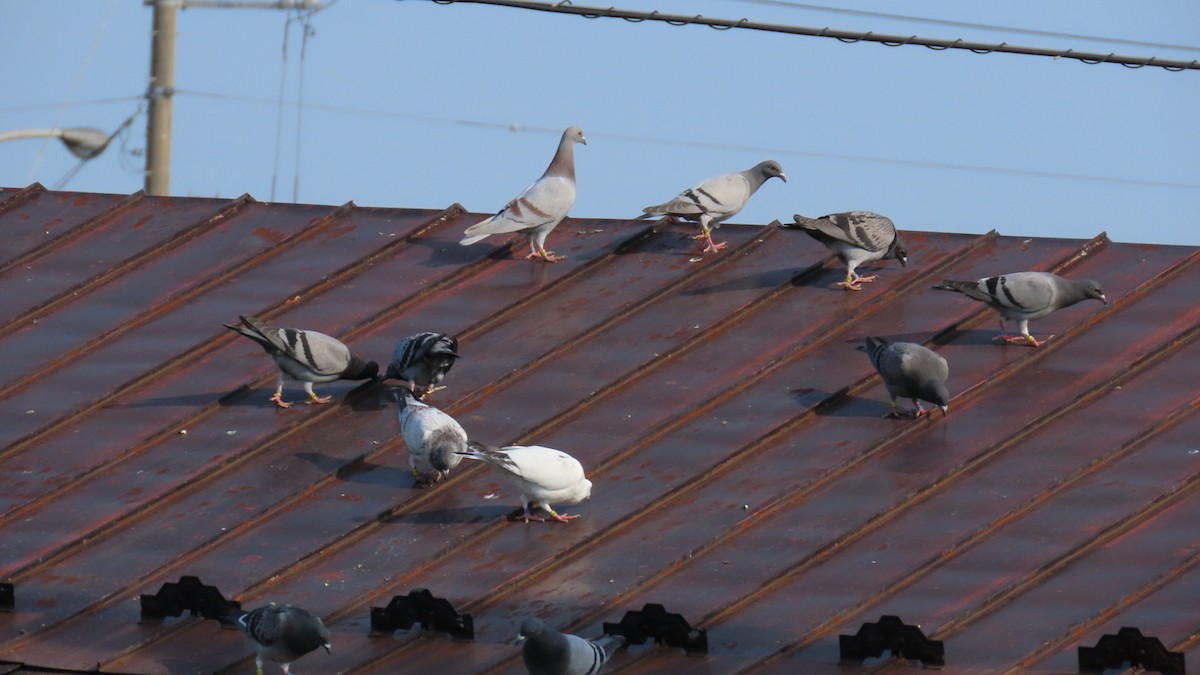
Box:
[173, 89, 1200, 191]
[422, 0, 1200, 71]
[726, 0, 1200, 53]
[0, 96, 144, 114]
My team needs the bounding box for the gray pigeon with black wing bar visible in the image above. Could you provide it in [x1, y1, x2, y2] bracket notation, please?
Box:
[384, 332, 459, 398]
[786, 211, 908, 290]
[519, 617, 625, 675]
[393, 387, 467, 486]
[932, 272, 1107, 346]
[224, 315, 379, 409]
[457, 441, 592, 523]
[460, 126, 587, 262]
[236, 604, 331, 675]
[639, 160, 786, 254]
[857, 336, 950, 419]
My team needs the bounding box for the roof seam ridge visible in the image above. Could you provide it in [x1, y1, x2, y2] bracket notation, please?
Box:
[751, 391, 1200, 671]
[0, 194, 257, 342]
[0, 204, 464, 459]
[0, 190, 145, 280]
[1007, 543, 1200, 671]
[0, 182, 47, 219]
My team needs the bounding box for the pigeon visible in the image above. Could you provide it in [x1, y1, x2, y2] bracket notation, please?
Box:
[235, 604, 331, 675]
[857, 336, 950, 419]
[393, 387, 467, 486]
[460, 126, 587, 262]
[519, 617, 625, 675]
[786, 211, 908, 290]
[224, 315, 379, 409]
[383, 332, 460, 398]
[456, 441, 592, 523]
[638, 160, 786, 254]
[932, 272, 1107, 347]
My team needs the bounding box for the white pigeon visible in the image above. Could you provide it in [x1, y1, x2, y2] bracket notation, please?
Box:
[786, 211, 908, 290]
[638, 160, 786, 254]
[460, 126, 587, 262]
[933, 272, 1107, 347]
[857, 336, 950, 419]
[393, 387, 467, 486]
[384, 332, 460, 398]
[519, 617, 625, 675]
[236, 604, 331, 675]
[457, 441, 592, 523]
[224, 315, 379, 409]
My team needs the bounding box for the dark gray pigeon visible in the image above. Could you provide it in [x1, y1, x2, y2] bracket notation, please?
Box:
[519, 617, 625, 675]
[235, 604, 331, 675]
[393, 387, 467, 486]
[457, 441, 592, 523]
[224, 315, 379, 408]
[932, 272, 1107, 347]
[786, 211, 908, 290]
[639, 160, 786, 254]
[384, 332, 460, 398]
[857, 336, 950, 419]
[460, 126, 587, 262]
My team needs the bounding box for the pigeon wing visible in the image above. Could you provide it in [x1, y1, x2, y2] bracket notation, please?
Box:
[463, 175, 576, 238]
[644, 171, 749, 218]
[495, 445, 586, 491]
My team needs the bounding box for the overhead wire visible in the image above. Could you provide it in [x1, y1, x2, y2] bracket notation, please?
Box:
[52, 102, 144, 190]
[422, 0, 1200, 71]
[173, 89, 1200, 192]
[724, 0, 1200, 53]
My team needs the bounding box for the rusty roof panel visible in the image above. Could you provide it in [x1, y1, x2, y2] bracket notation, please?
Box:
[1, 186, 1198, 674]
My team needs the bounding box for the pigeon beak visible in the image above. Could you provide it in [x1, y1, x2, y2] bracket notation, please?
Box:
[324, 643, 332, 654]
[778, 172, 787, 183]
[1100, 294, 1108, 305]
[940, 405, 949, 417]
[899, 255, 908, 268]
[580, 135, 588, 146]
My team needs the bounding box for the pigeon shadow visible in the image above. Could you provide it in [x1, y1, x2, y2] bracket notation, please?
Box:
[348, 380, 398, 412]
[380, 504, 516, 525]
[811, 392, 895, 419]
[682, 267, 797, 296]
[930, 327, 1007, 347]
[107, 390, 252, 409]
[407, 230, 496, 268]
[297, 453, 412, 488]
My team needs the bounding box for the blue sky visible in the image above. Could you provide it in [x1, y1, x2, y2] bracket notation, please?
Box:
[2, 0, 1198, 245]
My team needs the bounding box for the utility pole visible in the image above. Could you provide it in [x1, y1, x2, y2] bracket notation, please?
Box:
[145, 0, 177, 196]
[142, 0, 321, 197]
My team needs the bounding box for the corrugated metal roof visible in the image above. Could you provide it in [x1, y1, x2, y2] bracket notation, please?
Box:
[0, 183, 1197, 675]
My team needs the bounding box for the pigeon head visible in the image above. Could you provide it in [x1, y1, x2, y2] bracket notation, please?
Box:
[519, 617, 546, 640]
[390, 386, 418, 407]
[926, 382, 951, 416]
[890, 236, 909, 267]
[1081, 279, 1107, 305]
[565, 126, 587, 146]
[753, 160, 787, 183]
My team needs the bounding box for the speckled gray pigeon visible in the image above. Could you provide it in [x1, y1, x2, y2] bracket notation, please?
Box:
[384, 332, 459, 398]
[786, 211, 908, 290]
[857, 336, 950, 419]
[236, 604, 331, 675]
[460, 126, 587, 262]
[224, 315, 379, 408]
[932, 272, 1107, 346]
[519, 617, 625, 675]
[393, 387, 467, 486]
[457, 441, 592, 523]
[638, 160, 786, 254]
